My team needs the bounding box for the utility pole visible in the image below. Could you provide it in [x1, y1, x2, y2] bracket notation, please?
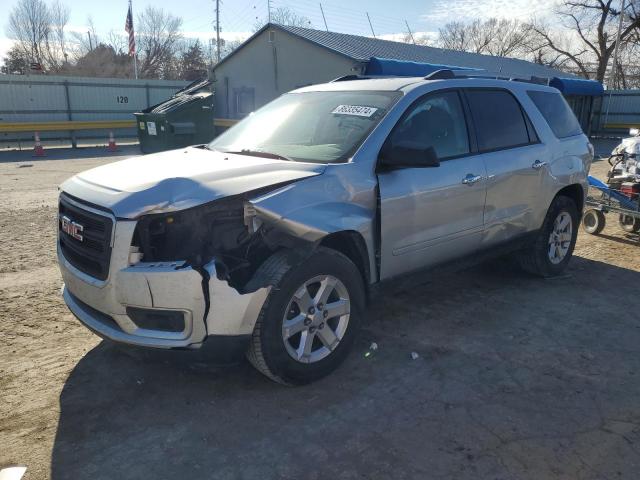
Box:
[215, 0, 221, 63]
[320, 3, 328, 31]
[612, 0, 626, 89]
[405, 20, 415, 44]
[366, 12, 376, 38]
[87, 30, 93, 50]
[268, 0, 271, 23]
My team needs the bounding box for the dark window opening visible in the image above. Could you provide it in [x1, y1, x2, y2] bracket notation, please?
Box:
[527, 90, 583, 139]
[466, 89, 531, 152]
[388, 90, 470, 161]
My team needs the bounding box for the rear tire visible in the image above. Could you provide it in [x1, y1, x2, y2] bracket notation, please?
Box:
[246, 247, 365, 385]
[518, 195, 579, 277]
[582, 209, 606, 235]
[618, 214, 640, 233]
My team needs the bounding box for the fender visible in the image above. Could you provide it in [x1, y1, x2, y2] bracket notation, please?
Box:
[248, 162, 379, 282]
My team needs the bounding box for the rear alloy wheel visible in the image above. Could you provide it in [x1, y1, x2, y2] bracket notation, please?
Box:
[246, 247, 365, 385]
[548, 212, 573, 264]
[518, 195, 579, 277]
[618, 214, 640, 233]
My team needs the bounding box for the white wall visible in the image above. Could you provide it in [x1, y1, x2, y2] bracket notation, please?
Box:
[213, 28, 362, 119]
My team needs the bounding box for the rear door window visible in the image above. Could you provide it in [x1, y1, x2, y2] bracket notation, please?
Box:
[465, 89, 531, 152]
[527, 90, 583, 138]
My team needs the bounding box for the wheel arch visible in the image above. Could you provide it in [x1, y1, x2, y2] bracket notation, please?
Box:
[555, 184, 585, 215]
[319, 230, 371, 290]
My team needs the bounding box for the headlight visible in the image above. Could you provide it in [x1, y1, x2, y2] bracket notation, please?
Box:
[133, 198, 246, 265]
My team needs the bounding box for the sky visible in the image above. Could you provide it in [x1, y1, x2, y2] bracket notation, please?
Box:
[0, 0, 559, 61]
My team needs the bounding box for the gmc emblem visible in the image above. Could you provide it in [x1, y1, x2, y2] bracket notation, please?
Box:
[61, 215, 84, 241]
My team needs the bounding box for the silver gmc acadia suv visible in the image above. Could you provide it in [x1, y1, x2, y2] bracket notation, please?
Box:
[57, 73, 592, 384]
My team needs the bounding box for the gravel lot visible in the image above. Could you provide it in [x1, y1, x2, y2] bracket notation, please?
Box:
[1, 145, 639, 480]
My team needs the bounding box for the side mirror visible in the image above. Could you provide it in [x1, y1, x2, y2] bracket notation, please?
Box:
[380, 141, 440, 168]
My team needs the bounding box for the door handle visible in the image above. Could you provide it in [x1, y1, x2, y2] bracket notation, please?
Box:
[462, 174, 483, 185]
[532, 160, 548, 169]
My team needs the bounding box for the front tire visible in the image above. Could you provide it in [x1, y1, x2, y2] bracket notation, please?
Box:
[246, 247, 365, 385]
[519, 195, 579, 277]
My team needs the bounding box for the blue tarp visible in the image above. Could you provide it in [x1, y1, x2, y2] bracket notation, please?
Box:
[365, 57, 478, 77]
[550, 77, 604, 96]
[364, 57, 605, 97]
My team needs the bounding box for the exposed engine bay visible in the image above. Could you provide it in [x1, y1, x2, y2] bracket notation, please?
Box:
[131, 191, 309, 292]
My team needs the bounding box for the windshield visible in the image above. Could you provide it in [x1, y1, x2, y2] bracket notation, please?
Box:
[209, 90, 401, 163]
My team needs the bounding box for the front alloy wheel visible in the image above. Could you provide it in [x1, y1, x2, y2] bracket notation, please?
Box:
[282, 275, 351, 364]
[246, 247, 365, 385]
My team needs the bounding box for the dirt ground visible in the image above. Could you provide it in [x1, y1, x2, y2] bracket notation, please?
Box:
[1, 145, 639, 480]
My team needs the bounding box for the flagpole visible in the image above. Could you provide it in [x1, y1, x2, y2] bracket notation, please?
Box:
[130, 0, 138, 79]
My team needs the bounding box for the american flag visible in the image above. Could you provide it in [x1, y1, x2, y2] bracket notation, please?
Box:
[125, 3, 135, 56]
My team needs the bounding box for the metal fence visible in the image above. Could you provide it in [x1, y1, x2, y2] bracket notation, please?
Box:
[3, 75, 640, 146]
[591, 89, 640, 137]
[0, 74, 189, 146]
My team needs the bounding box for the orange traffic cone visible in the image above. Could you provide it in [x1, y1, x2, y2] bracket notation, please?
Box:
[107, 131, 118, 152]
[33, 131, 45, 157]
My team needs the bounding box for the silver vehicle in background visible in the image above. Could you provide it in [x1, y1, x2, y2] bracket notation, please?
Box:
[57, 72, 592, 384]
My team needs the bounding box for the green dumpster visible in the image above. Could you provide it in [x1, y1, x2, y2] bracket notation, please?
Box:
[134, 79, 214, 154]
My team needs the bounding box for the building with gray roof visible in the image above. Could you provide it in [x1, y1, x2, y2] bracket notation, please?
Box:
[212, 23, 577, 120]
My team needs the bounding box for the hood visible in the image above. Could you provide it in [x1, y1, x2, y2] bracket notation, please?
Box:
[60, 147, 326, 218]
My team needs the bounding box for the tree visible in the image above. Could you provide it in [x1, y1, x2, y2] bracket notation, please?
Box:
[69, 16, 99, 60]
[401, 32, 431, 46]
[530, 0, 640, 84]
[1, 45, 30, 74]
[6, 0, 52, 69]
[253, 6, 312, 31]
[136, 6, 183, 79]
[105, 30, 128, 56]
[180, 40, 207, 80]
[438, 21, 472, 52]
[5, 0, 70, 72]
[61, 43, 133, 78]
[46, 0, 70, 67]
[438, 18, 534, 58]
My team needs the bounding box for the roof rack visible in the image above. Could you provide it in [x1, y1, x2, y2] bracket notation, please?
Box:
[330, 74, 403, 82]
[423, 69, 456, 80]
[329, 67, 604, 96]
[424, 68, 549, 85]
[330, 74, 366, 82]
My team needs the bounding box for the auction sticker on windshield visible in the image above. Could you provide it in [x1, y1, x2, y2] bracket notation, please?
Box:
[332, 105, 378, 117]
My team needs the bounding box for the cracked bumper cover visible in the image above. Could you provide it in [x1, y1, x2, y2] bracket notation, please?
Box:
[58, 220, 270, 349]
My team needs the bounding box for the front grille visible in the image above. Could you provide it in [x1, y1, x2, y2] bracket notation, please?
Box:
[59, 194, 113, 280]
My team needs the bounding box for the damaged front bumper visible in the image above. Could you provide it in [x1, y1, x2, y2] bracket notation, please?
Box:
[58, 220, 270, 349]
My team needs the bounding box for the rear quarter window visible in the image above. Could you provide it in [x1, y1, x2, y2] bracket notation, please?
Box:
[527, 90, 583, 139]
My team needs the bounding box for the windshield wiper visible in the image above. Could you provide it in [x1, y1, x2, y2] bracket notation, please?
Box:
[224, 149, 294, 162]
